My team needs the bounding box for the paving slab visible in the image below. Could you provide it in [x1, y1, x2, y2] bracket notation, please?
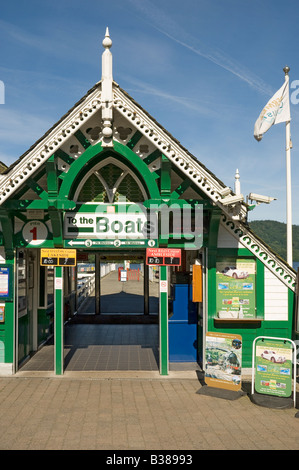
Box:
[0, 374, 299, 451]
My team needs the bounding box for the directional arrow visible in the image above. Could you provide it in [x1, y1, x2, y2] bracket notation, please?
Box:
[67, 240, 84, 246]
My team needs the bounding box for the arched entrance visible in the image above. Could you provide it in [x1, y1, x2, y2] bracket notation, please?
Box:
[53, 141, 165, 375]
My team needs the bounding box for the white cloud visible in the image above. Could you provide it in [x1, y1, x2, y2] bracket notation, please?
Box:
[128, 0, 273, 96]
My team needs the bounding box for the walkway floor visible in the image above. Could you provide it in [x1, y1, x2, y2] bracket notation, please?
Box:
[1, 374, 299, 450]
[19, 324, 160, 372]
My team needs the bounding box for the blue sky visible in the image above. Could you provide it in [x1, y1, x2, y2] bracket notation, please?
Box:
[0, 0, 298, 225]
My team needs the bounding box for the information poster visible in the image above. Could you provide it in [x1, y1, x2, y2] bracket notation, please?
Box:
[255, 338, 293, 398]
[0, 267, 9, 298]
[205, 332, 242, 391]
[216, 258, 256, 319]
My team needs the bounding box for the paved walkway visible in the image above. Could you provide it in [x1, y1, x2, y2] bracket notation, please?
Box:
[0, 373, 299, 450]
[6, 270, 299, 451]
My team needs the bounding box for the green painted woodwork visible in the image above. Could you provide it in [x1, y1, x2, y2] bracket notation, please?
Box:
[46, 155, 59, 199]
[171, 179, 192, 199]
[77, 161, 145, 203]
[18, 313, 29, 365]
[126, 130, 143, 150]
[37, 308, 53, 344]
[159, 265, 168, 375]
[55, 148, 75, 166]
[74, 129, 91, 149]
[1, 255, 15, 366]
[142, 149, 161, 165]
[8, 168, 46, 202]
[171, 165, 207, 200]
[59, 141, 160, 202]
[0, 214, 14, 254]
[160, 155, 171, 198]
[46, 155, 63, 246]
[26, 179, 48, 200]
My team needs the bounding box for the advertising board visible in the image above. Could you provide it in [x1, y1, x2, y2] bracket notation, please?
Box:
[205, 332, 242, 391]
[254, 337, 293, 398]
[216, 258, 256, 319]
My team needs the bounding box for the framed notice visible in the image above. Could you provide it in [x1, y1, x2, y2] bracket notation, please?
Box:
[0, 266, 12, 301]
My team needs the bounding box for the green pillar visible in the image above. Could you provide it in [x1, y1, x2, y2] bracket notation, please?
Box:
[54, 266, 64, 375]
[159, 265, 168, 375]
[144, 262, 149, 315]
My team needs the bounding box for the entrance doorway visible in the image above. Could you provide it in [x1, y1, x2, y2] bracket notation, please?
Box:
[75, 251, 159, 319]
[65, 250, 159, 371]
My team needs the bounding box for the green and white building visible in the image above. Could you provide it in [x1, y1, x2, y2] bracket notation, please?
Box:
[0, 29, 296, 376]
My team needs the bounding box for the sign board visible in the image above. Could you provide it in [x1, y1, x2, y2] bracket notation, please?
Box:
[120, 270, 127, 282]
[40, 249, 77, 267]
[64, 210, 157, 241]
[160, 280, 168, 293]
[146, 248, 181, 266]
[22, 220, 48, 246]
[205, 332, 242, 391]
[253, 337, 294, 398]
[65, 238, 156, 249]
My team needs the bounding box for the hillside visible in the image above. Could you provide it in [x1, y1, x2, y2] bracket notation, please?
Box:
[248, 220, 299, 263]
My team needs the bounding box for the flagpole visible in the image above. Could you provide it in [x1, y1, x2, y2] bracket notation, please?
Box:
[283, 66, 293, 267]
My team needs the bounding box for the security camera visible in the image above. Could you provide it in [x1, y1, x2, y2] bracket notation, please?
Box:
[221, 194, 244, 206]
[248, 193, 277, 204]
[218, 187, 231, 197]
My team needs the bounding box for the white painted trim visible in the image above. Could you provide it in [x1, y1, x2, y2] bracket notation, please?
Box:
[0, 363, 14, 375]
[0, 87, 102, 205]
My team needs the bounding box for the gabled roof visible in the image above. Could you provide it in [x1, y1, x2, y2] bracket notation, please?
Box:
[0, 30, 296, 290]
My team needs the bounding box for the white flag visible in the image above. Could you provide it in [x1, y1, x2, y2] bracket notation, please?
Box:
[254, 81, 290, 141]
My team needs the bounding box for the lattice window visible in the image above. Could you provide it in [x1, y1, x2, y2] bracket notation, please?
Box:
[76, 161, 145, 203]
[115, 173, 144, 202]
[78, 173, 107, 202]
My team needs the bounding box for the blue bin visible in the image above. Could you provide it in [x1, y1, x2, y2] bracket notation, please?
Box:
[169, 284, 197, 362]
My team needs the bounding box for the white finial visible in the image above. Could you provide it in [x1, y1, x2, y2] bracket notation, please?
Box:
[234, 169, 241, 195]
[102, 27, 112, 49]
[101, 27, 113, 146]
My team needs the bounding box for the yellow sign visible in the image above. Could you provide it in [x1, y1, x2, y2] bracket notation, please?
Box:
[40, 249, 77, 267]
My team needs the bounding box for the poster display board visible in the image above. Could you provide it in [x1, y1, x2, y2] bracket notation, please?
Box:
[205, 332, 242, 391]
[253, 337, 294, 398]
[216, 258, 256, 319]
[0, 266, 12, 301]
